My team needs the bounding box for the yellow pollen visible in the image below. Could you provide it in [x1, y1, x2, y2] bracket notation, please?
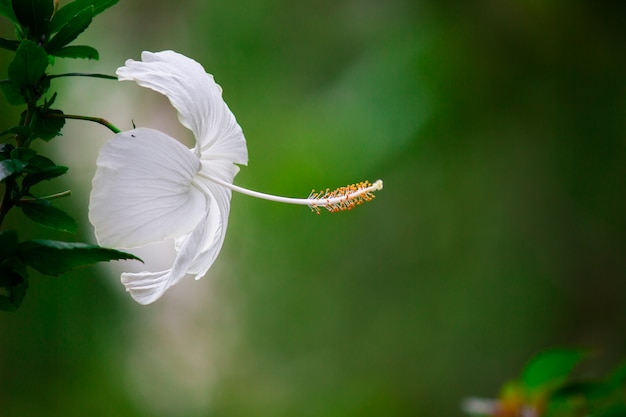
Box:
[308, 179, 383, 214]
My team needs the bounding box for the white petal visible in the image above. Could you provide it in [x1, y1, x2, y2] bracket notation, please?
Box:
[121, 216, 208, 305]
[116, 51, 248, 166]
[181, 172, 233, 279]
[89, 128, 206, 248]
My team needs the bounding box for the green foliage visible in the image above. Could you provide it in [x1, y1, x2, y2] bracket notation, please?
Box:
[8, 39, 48, 87]
[0, 158, 26, 181]
[46, 6, 93, 55]
[11, 0, 54, 39]
[0, 37, 19, 51]
[49, 0, 119, 33]
[51, 44, 98, 59]
[0, 0, 137, 310]
[465, 349, 626, 417]
[22, 164, 68, 188]
[0, 0, 17, 23]
[0, 230, 28, 311]
[17, 240, 142, 276]
[20, 200, 78, 233]
[522, 349, 587, 394]
[2, 0, 119, 61]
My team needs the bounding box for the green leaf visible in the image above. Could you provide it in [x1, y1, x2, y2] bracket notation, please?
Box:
[8, 39, 49, 87]
[0, 159, 17, 180]
[22, 165, 67, 188]
[24, 153, 54, 169]
[0, 265, 28, 311]
[51, 44, 98, 60]
[49, 0, 118, 33]
[20, 201, 78, 233]
[17, 239, 142, 276]
[1, 80, 25, 105]
[0, 261, 28, 309]
[0, 143, 14, 158]
[0, 127, 32, 142]
[522, 348, 586, 393]
[0, 229, 18, 258]
[0, 158, 27, 181]
[0, 37, 19, 51]
[0, 230, 28, 312]
[10, 146, 36, 161]
[11, 0, 54, 38]
[32, 108, 64, 141]
[0, 0, 18, 23]
[46, 6, 93, 53]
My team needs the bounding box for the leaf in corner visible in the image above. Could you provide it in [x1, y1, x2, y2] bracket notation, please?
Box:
[521, 348, 587, 394]
[49, 0, 118, 33]
[0, 0, 18, 23]
[17, 240, 142, 276]
[11, 0, 53, 38]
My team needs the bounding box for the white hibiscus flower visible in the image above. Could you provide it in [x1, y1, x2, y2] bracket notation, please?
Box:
[89, 51, 382, 305]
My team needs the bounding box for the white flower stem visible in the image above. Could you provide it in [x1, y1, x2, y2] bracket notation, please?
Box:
[200, 172, 383, 212]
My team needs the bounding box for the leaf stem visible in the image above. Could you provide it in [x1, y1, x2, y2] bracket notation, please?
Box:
[48, 113, 121, 134]
[20, 190, 72, 202]
[48, 73, 117, 81]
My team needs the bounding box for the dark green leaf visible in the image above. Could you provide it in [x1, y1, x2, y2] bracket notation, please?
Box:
[0, 158, 26, 180]
[0, 0, 18, 23]
[46, 6, 93, 53]
[49, 0, 118, 33]
[22, 165, 67, 188]
[0, 37, 19, 51]
[0, 159, 16, 180]
[10, 146, 36, 161]
[20, 201, 78, 233]
[8, 39, 49, 87]
[0, 143, 14, 158]
[11, 0, 53, 38]
[0, 230, 28, 312]
[0, 229, 18, 258]
[522, 348, 586, 393]
[34, 71, 50, 96]
[1, 80, 25, 105]
[0, 265, 28, 311]
[51, 44, 98, 60]
[17, 239, 142, 275]
[551, 381, 611, 402]
[0, 126, 31, 140]
[42, 91, 57, 107]
[24, 153, 54, 169]
[32, 108, 64, 141]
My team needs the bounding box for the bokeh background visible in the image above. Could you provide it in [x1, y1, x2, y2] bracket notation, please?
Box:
[1, 1, 625, 416]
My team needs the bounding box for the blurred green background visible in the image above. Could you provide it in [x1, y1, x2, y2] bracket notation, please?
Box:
[1, 1, 625, 416]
